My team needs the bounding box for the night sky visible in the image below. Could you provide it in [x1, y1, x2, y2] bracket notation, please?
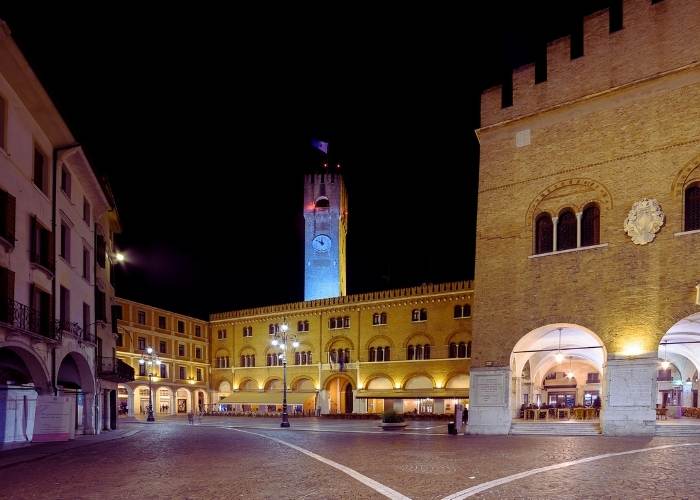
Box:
[1, 2, 611, 319]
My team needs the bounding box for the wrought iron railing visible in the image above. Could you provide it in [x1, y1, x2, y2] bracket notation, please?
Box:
[98, 357, 135, 382]
[0, 298, 60, 341]
[55, 318, 94, 343]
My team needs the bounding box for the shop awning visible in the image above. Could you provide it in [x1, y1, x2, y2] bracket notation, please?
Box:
[355, 389, 468, 399]
[217, 391, 315, 405]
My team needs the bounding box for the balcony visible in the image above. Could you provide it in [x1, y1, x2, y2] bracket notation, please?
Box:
[56, 318, 95, 344]
[98, 357, 135, 383]
[0, 298, 60, 341]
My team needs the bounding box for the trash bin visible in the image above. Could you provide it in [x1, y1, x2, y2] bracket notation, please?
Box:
[448, 421, 457, 435]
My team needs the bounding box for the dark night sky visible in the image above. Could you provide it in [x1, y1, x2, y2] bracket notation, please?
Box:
[1, 2, 611, 319]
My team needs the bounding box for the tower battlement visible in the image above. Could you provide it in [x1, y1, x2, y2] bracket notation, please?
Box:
[481, 0, 700, 128]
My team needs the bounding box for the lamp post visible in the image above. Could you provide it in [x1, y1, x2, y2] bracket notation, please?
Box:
[138, 347, 161, 422]
[271, 319, 299, 428]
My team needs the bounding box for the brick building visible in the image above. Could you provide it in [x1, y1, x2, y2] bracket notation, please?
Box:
[469, 0, 700, 435]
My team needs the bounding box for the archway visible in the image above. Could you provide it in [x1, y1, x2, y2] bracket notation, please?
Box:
[117, 384, 133, 417]
[510, 324, 606, 421]
[134, 385, 151, 415]
[403, 374, 435, 414]
[154, 386, 173, 415]
[325, 376, 353, 414]
[0, 345, 50, 390]
[176, 388, 191, 414]
[0, 346, 50, 443]
[364, 375, 394, 414]
[57, 352, 96, 435]
[217, 380, 232, 402]
[658, 312, 700, 416]
[195, 390, 207, 413]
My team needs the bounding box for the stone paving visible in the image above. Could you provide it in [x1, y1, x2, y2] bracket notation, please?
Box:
[1, 416, 699, 499]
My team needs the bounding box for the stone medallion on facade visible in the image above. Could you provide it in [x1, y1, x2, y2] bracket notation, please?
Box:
[624, 198, 665, 245]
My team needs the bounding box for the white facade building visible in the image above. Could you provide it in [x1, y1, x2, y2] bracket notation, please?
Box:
[0, 19, 132, 443]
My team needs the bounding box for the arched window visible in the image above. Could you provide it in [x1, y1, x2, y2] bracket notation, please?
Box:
[686, 183, 700, 231]
[424, 344, 431, 360]
[453, 305, 462, 318]
[377, 347, 384, 362]
[343, 316, 350, 328]
[345, 348, 350, 363]
[315, 197, 330, 208]
[329, 349, 337, 363]
[535, 213, 553, 254]
[240, 355, 245, 366]
[458, 342, 466, 358]
[380, 312, 387, 324]
[384, 346, 390, 361]
[301, 351, 307, 365]
[369, 347, 376, 362]
[449, 342, 457, 358]
[420, 309, 428, 321]
[581, 203, 600, 247]
[407, 345, 414, 360]
[295, 352, 301, 365]
[266, 354, 271, 366]
[411, 309, 420, 321]
[467, 341, 472, 358]
[557, 209, 577, 251]
[268, 324, 275, 335]
[415, 344, 423, 360]
[306, 352, 311, 364]
[303, 320, 309, 331]
[250, 355, 255, 367]
[372, 313, 379, 325]
[463, 304, 471, 317]
[329, 317, 337, 329]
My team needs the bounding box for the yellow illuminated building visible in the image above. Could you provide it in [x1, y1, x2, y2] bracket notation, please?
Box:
[114, 299, 210, 416]
[210, 281, 471, 415]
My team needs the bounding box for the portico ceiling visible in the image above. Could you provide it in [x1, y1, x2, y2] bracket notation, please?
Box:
[660, 312, 700, 377]
[511, 324, 606, 377]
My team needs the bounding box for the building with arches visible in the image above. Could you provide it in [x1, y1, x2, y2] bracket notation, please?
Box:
[114, 299, 210, 416]
[0, 20, 133, 443]
[470, 0, 700, 435]
[209, 281, 471, 415]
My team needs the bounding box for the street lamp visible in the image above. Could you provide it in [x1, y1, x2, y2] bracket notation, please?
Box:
[271, 319, 300, 428]
[138, 347, 161, 422]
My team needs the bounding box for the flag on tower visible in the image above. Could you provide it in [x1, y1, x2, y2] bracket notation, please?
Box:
[311, 138, 329, 154]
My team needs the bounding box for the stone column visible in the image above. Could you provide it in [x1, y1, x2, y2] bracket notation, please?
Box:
[576, 212, 582, 248]
[552, 216, 559, 252]
[601, 356, 656, 436]
[433, 399, 445, 415]
[467, 367, 512, 434]
[511, 375, 522, 418]
[682, 382, 693, 408]
[318, 389, 330, 414]
[353, 393, 367, 414]
[127, 391, 135, 417]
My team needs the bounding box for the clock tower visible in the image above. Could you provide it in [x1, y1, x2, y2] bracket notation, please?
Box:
[303, 170, 347, 300]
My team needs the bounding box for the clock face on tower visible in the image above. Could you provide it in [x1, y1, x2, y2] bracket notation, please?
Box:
[312, 234, 332, 252]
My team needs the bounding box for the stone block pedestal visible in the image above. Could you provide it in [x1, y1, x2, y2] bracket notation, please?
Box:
[601, 356, 657, 436]
[467, 367, 511, 435]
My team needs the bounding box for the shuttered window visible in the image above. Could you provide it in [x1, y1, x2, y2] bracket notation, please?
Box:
[0, 188, 16, 245]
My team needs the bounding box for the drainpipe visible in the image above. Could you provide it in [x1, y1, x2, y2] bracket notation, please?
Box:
[51, 143, 80, 395]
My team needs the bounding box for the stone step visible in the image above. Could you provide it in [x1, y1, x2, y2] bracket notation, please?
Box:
[655, 425, 700, 436]
[510, 422, 601, 436]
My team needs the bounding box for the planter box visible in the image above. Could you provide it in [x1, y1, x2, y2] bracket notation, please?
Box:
[380, 422, 407, 431]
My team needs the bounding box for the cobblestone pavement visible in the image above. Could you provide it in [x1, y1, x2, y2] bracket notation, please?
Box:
[1, 417, 699, 499]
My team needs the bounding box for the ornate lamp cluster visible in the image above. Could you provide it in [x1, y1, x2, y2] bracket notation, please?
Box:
[138, 346, 161, 422]
[270, 319, 300, 428]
